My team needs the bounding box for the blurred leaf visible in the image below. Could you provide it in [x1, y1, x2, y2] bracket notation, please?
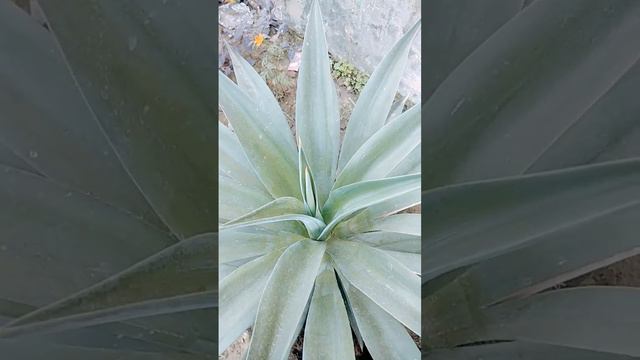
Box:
[0, 339, 214, 360]
[424, 158, 640, 282]
[38, 0, 217, 237]
[4, 233, 215, 330]
[425, 341, 636, 360]
[0, 0, 164, 228]
[484, 287, 640, 357]
[424, 0, 640, 189]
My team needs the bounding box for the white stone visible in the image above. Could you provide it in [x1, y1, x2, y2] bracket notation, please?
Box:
[273, 0, 421, 103]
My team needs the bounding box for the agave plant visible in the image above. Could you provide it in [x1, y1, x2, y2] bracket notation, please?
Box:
[423, 0, 640, 358]
[0, 1, 216, 359]
[218, 1, 421, 359]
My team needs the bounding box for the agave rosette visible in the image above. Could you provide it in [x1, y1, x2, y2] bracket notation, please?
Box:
[218, 2, 421, 359]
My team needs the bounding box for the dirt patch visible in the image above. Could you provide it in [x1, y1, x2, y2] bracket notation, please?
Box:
[566, 255, 640, 287]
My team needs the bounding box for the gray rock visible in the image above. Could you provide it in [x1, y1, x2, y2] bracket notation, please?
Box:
[273, 0, 421, 103]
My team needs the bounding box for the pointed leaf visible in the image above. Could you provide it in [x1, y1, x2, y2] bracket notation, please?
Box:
[247, 239, 326, 359]
[0, 291, 216, 338]
[223, 197, 306, 225]
[389, 144, 421, 177]
[219, 249, 286, 353]
[335, 104, 420, 187]
[320, 174, 420, 239]
[219, 228, 305, 264]
[328, 240, 420, 335]
[220, 72, 299, 198]
[295, 0, 340, 208]
[219, 123, 269, 194]
[226, 45, 297, 157]
[303, 268, 354, 360]
[343, 282, 420, 360]
[5, 233, 216, 329]
[373, 214, 421, 236]
[339, 20, 421, 170]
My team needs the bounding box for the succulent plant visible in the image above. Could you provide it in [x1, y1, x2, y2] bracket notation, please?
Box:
[0, 1, 216, 358]
[218, 1, 421, 359]
[423, 0, 640, 358]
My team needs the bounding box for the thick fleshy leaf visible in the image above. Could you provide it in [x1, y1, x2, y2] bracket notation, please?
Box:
[425, 341, 635, 360]
[303, 268, 354, 360]
[220, 214, 325, 240]
[219, 72, 299, 199]
[246, 240, 326, 360]
[219, 175, 272, 222]
[226, 45, 296, 158]
[38, 0, 217, 237]
[485, 287, 640, 356]
[367, 188, 421, 218]
[219, 123, 268, 194]
[350, 232, 420, 254]
[382, 251, 420, 274]
[320, 174, 420, 239]
[424, 0, 640, 189]
[525, 57, 640, 173]
[386, 95, 409, 122]
[343, 282, 420, 360]
[339, 20, 421, 170]
[372, 214, 420, 236]
[335, 104, 420, 187]
[0, 165, 176, 307]
[328, 240, 420, 334]
[389, 144, 421, 177]
[0, 291, 215, 339]
[5, 233, 216, 329]
[223, 197, 306, 225]
[295, 0, 340, 208]
[424, 158, 640, 282]
[219, 249, 286, 353]
[0, 339, 213, 360]
[423, 0, 524, 99]
[425, 199, 640, 311]
[219, 227, 305, 264]
[0, 298, 215, 354]
[0, 0, 164, 228]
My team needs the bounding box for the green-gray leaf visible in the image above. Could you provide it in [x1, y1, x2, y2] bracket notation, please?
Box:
[247, 239, 326, 360]
[339, 20, 421, 171]
[303, 268, 354, 360]
[329, 240, 420, 335]
[335, 104, 420, 187]
[295, 0, 340, 208]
